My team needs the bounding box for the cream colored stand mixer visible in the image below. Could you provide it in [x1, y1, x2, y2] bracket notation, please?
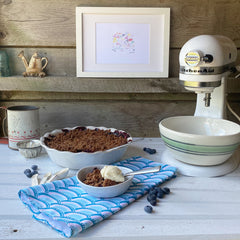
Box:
[179, 35, 237, 119]
[160, 35, 240, 177]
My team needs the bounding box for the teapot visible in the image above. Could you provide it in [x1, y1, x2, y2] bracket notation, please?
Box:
[18, 51, 48, 77]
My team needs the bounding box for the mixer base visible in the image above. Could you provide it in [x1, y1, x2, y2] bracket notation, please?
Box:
[161, 149, 240, 177]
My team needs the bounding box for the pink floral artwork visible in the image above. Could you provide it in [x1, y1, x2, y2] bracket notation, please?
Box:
[112, 32, 135, 54]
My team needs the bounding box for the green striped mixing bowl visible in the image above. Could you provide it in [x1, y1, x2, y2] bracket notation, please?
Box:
[159, 116, 240, 166]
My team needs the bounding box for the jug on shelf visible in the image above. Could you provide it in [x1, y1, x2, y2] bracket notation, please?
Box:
[18, 51, 48, 77]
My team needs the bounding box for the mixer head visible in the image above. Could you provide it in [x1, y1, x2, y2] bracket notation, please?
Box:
[179, 35, 237, 106]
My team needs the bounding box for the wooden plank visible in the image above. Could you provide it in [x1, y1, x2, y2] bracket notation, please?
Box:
[0, 77, 187, 93]
[0, 92, 196, 101]
[1, 218, 240, 240]
[0, 100, 239, 137]
[0, 101, 196, 137]
[4, 48, 181, 78]
[1, 0, 240, 47]
[0, 76, 240, 93]
[5, 46, 240, 80]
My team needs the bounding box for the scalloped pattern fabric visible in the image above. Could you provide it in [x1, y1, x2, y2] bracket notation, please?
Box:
[18, 156, 177, 237]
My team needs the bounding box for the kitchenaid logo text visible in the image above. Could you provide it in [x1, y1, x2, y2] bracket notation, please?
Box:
[180, 67, 214, 74]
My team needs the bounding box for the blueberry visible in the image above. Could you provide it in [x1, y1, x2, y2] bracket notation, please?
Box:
[24, 168, 31, 175]
[75, 126, 86, 131]
[62, 129, 69, 133]
[32, 170, 38, 175]
[150, 199, 157, 206]
[119, 132, 129, 139]
[162, 187, 170, 194]
[31, 165, 38, 171]
[147, 193, 156, 203]
[143, 147, 156, 154]
[149, 186, 156, 191]
[144, 205, 153, 213]
[114, 130, 120, 137]
[149, 188, 158, 195]
[25, 171, 33, 178]
[156, 189, 164, 199]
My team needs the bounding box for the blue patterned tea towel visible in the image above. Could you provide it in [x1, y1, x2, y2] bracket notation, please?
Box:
[18, 156, 177, 237]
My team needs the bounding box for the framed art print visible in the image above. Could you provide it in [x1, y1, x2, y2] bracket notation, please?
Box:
[76, 7, 170, 78]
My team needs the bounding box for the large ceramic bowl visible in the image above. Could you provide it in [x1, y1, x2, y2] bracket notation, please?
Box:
[77, 165, 133, 198]
[159, 116, 240, 166]
[40, 126, 132, 169]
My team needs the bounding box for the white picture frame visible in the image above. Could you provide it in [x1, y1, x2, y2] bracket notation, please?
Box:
[76, 7, 170, 78]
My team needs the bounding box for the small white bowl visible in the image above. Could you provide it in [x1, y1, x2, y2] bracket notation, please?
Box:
[40, 126, 132, 169]
[77, 165, 133, 198]
[17, 139, 42, 158]
[159, 116, 240, 166]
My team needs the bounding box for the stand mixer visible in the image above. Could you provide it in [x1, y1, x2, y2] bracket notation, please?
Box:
[179, 35, 237, 118]
[160, 35, 240, 177]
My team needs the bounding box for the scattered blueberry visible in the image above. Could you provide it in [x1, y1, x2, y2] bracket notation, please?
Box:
[24, 168, 31, 175]
[149, 199, 157, 206]
[149, 188, 158, 195]
[147, 194, 156, 203]
[32, 170, 38, 175]
[31, 165, 38, 171]
[144, 205, 153, 213]
[143, 147, 156, 154]
[156, 188, 164, 199]
[24, 166, 39, 179]
[24, 169, 33, 178]
[144, 186, 171, 213]
[162, 187, 170, 194]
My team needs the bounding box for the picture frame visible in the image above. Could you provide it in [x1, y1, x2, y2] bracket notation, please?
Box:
[76, 7, 170, 78]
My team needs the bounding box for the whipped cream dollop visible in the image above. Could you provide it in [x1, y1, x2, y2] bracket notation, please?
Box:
[100, 165, 125, 182]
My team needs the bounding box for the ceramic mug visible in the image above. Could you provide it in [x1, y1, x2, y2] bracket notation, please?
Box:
[6, 105, 40, 150]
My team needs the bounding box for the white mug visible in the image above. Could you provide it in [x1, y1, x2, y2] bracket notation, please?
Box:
[7, 105, 40, 150]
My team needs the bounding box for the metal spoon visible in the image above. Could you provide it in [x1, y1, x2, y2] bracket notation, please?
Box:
[124, 165, 161, 177]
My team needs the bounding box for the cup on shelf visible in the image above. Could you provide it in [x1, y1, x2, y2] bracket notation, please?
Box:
[0, 50, 10, 77]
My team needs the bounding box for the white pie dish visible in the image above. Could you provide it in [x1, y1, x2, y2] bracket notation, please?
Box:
[40, 126, 132, 169]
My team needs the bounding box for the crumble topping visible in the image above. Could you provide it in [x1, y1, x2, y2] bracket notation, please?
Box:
[44, 127, 130, 153]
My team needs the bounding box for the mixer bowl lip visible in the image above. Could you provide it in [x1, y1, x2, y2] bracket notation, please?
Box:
[159, 116, 240, 143]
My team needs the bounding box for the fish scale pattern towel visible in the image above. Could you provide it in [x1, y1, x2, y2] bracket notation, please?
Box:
[18, 156, 177, 237]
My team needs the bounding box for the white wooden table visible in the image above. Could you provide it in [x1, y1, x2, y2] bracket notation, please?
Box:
[1, 138, 240, 240]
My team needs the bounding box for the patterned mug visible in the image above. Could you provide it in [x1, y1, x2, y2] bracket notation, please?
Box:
[6, 105, 40, 150]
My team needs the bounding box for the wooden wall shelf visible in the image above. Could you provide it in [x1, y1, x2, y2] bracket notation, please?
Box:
[0, 76, 239, 94]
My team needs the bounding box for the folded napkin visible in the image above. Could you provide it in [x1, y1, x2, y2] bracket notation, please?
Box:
[18, 156, 177, 237]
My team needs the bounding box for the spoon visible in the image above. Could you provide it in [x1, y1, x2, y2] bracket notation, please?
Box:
[124, 165, 161, 177]
[31, 174, 39, 186]
[46, 168, 69, 183]
[40, 172, 52, 184]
